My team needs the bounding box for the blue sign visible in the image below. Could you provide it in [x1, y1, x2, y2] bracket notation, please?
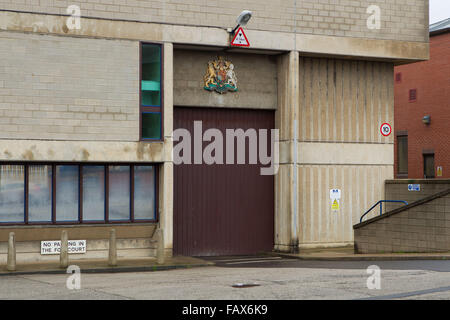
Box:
[408, 184, 420, 192]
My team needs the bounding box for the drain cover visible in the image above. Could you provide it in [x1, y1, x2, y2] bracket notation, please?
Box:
[232, 283, 261, 288]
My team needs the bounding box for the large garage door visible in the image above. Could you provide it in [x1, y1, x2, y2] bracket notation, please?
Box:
[174, 107, 274, 256]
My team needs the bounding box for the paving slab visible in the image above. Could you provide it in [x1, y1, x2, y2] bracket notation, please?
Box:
[270, 247, 450, 261]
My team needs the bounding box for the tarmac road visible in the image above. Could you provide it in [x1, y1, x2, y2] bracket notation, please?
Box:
[1, 256, 449, 300]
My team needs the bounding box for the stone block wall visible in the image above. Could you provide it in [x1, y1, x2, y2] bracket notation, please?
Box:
[0, 31, 139, 141]
[384, 179, 450, 212]
[0, 0, 429, 42]
[354, 188, 450, 253]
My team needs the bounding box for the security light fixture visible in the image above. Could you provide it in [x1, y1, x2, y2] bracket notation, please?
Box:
[229, 10, 253, 34]
[422, 115, 431, 125]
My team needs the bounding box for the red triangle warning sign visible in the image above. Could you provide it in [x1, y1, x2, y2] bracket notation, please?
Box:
[231, 27, 250, 47]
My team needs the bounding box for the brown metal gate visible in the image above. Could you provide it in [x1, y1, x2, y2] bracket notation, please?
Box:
[174, 107, 274, 256]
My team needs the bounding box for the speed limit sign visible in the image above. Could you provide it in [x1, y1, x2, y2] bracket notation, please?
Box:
[380, 123, 392, 137]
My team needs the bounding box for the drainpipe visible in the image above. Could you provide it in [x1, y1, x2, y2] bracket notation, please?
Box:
[292, 119, 299, 253]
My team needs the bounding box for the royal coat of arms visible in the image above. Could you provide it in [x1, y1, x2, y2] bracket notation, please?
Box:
[203, 56, 238, 94]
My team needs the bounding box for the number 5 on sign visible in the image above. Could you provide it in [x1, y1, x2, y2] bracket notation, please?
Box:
[380, 123, 391, 137]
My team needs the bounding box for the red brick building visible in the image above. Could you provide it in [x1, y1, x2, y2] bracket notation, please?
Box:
[394, 18, 450, 179]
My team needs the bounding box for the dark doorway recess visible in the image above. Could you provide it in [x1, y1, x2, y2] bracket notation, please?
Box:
[173, 107, 275, 256]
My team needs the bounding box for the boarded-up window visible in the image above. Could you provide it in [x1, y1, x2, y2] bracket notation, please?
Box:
[424, 154, 435, 178]
[397, 135, 408, 175]
[409, 89, 417, 102]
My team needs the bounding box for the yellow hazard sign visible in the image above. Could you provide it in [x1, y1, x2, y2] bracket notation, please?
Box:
[437, 166, 443, 177]
[331, 199, 340, 211]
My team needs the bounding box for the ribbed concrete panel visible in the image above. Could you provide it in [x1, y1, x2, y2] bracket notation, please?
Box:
[298, 165, 393, 247]
[298, 57, 394, 144]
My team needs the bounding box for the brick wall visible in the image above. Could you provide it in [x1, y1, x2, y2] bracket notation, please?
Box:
[354, 188, 450, 253]
[0, 31, 139, 141]
[394, 32, 450, 178]
[0, 0, 429, 42]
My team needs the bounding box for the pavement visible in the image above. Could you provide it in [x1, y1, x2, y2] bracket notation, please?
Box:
[2, 257, 450, 300]
[2, 247, 450, 276]
[0, 256, 214, 276]
[271, 246, 450, 261]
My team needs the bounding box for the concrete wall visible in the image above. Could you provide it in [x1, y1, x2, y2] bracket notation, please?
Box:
[0, 11, 429, 63]
[275, 54, 394, 250]
[0, 31, 139, 141]
[298, 58, 394, 144]
[0, 34, 175, 258]
[275, 53, 394, 251]
[173, 50, 277, 109]
[0, 0, 429, 42]
[0, 224, 157, 263]
[297, 165, 393, 247]
[297, 57, 394, 248]
[354, 189, 450, 253]
[0, 239, 157, 264]
[0, 1, 430, 257]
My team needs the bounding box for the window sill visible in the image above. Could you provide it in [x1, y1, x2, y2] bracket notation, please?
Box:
[0, 222, 157, 229]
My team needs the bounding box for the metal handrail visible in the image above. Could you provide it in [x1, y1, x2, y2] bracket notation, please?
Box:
[360, 200, 408, 223]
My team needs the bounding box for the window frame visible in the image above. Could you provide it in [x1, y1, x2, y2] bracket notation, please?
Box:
[0, 162, 159, 226]
[139, 42, 164, 142]
[396, 133, 408, 177]
[409, 88, 417, 103]
[423, 151, 435, 179]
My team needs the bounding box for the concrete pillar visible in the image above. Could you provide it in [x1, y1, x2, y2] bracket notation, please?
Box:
[160, 42, 174, 257]
[108, 229, 117, 266]
[155, 228, 165, 265]
[60, 230, 68, 268]
[7, 232, 16, 271]
[275, 50, 300, 253]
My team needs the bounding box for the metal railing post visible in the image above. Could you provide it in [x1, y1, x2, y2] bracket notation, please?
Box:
[360, 200, 408, 223]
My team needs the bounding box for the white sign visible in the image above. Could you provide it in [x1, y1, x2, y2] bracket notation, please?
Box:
[41, 240, 86, 255]
[231, 27, 250, 47]
[330, 189, 341, 200]
[330, 189, 341, 212]
[408, 184, 420, 192]
[380, 123, 392, 137]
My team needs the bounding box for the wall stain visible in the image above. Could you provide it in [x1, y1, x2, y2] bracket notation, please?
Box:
[22, 150, 34, 160]
[3, 150, 12, 158]
[136, 143, 144, 160]
[81, 149, 90, 161]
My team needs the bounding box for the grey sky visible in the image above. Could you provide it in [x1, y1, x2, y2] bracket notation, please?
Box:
[430, 0, 450, 24]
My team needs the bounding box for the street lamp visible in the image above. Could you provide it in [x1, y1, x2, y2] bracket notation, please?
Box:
[229, 10, 253, 34]
[422, 115, 431, 125]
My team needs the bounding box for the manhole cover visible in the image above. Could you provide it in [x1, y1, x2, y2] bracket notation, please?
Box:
[232, 283, 261, 288]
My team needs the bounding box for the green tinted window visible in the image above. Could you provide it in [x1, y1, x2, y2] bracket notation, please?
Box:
[142, 112, 161, 140]
[142, 90, 160, 106]
[141, 44, 161, 107]
[141, 43, 162, 140]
